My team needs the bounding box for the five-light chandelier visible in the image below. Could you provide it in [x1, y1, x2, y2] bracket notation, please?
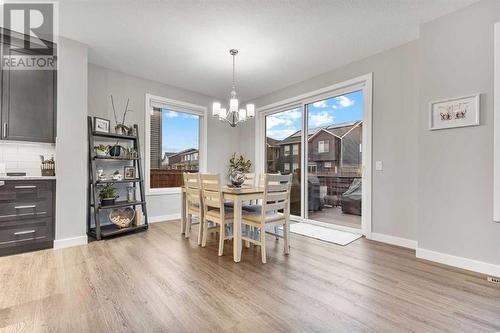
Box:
[212, 49, 254, 127]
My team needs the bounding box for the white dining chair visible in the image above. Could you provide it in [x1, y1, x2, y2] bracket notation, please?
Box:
[200, 174, 234, 256]
[240, 173, 292, 263]
[183, 172, 203, 245]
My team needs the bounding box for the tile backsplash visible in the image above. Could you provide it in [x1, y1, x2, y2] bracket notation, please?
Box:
[0, 141, 56, 176]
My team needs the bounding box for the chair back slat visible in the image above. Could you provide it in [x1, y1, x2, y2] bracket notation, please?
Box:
[183, 173, 201, 206]
[243, 173, 255, 187]
[262, 173, 293, 217]
[200, 174, 223, 209]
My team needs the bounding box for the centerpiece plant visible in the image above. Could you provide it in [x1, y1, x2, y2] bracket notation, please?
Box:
[98, 183, 118, 206]
[227, 153, 252, 187]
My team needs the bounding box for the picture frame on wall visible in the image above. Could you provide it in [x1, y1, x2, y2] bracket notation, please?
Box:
[94, 117, 110, 133]
[124, 166, 136, 179]
[429, 94, 480, 130]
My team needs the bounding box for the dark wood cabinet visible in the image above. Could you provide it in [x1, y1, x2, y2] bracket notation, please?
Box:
[0, 32, 57, 143]
[0, 180, 55, 256]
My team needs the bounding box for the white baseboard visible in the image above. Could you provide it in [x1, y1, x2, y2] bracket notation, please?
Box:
[416, 247, 500, 278]
[149, 213, 181, 223]
[53, 235, 87, 249]
[367, 232, 417, 250]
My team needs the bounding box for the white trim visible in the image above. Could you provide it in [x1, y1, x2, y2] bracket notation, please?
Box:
[53, 235, 87, 249]
[149, 213, 181, 223]
[493, 23, 500, 222]
[416, 247, 500, 278]
[144, 94, 208, 196]
[367, 232, 417, 249]
[255, 73, 373, 236]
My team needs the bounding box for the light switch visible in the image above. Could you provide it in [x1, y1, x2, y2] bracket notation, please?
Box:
[375, 160, 383, 171]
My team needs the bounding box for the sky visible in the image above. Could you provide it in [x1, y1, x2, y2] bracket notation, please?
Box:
[266, 90, 364, 140]
[161, 109, 199, 153]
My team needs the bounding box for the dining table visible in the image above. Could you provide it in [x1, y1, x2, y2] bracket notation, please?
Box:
[181, 185, 264, 262]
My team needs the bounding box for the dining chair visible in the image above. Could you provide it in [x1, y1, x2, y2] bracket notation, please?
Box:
[240, 173, 292, 263]
[200, 174, 234, 256]
[183, 172, 203, 245]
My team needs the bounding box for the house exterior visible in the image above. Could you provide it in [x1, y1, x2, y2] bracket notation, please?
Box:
[269, 121, 362, 177]
[161, 148, 199, 170]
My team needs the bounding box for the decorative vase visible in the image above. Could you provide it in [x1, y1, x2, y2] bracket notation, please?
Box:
[230, 171, 245, 187]
[109, 145, 122, 157]
[115, 126, 123, 135]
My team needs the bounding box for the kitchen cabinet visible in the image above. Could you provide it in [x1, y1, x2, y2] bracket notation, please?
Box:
[0, 179, 55, 256]
[1, 31, 57, 143]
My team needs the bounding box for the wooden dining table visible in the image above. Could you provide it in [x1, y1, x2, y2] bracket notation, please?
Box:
[181, 185, 264, 262]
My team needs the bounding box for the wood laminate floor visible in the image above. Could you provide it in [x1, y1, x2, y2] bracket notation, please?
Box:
[0, 220, 499, 332]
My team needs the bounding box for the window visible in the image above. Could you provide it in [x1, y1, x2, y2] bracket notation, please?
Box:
[284, 163, 290, 172]
[284, 145, 290, 156]
[293, 162, 299, 171]
[318, 140, 329, 153]
[324, 162, 332, 168]
[293, 144, 299, 155]
[149, 107, 200, 189]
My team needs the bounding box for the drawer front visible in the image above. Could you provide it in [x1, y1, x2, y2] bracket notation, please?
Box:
[0, 217, 53, 248]
[0, 181, 54, 222]
[0, 180, 53, 198]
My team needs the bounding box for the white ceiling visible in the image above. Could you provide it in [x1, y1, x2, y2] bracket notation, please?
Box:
[59, 0, 477, 102]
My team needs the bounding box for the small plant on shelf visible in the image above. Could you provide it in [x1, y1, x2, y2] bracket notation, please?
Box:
[94, 144, 109, 157]
[98, 183, 118, 206]
[111, 95, 132, 135]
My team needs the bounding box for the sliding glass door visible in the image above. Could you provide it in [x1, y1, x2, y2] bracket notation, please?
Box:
[305, 90, 363, 229]
[265, 107, 302, 216]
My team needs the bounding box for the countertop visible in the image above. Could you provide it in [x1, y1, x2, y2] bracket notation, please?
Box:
[0, 176, 56, 181]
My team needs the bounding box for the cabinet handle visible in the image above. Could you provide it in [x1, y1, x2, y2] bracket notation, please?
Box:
[14, 205, 36, 209]
[15, 185, 37, 189]
[2, 123, 6, 138]
[14, 230, 35, 235]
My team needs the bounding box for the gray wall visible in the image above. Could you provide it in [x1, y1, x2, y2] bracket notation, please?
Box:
[55, 37, 88, 241]
[247, 41, 420, 241]
[87, 64, 241, 219]
[418, 0, 500, 265]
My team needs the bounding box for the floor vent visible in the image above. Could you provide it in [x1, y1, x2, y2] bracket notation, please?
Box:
[487, 276, 500, 284]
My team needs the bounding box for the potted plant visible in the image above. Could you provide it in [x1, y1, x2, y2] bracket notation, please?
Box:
[94, 144, 109, 157]
[98, 183, 118, 206]
[228, 153, 252, 187]
[111, 95, 132, 135]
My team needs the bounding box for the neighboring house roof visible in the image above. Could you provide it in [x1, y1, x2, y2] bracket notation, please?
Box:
[276, 120, 362, 145]
[266, 137, 280, 147]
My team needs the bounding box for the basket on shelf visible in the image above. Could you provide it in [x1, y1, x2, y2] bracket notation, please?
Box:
[109, 207, 135, 228]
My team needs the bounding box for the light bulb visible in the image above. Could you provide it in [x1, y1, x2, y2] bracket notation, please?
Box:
[246, 104, 255, 118]
[239, 108, 246, 121]
[212, 102, 220, 116]
[229, 98, 239, 113]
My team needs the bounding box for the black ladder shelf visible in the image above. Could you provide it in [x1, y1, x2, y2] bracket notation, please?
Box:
[86, 116, 149, 240]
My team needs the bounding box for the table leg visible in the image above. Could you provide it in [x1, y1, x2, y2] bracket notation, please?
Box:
[181, 190, 187, 234]
[233, 198, 242, 262]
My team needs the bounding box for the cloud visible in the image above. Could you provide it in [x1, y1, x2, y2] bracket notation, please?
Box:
[267, 129, 297, 140]
[164, 110, 178, 118]
[335, 96, 354, 108]
[182, 113, 199, 119]
[266, 109, 302, 129]
[309, 111, 334, 127]
[313, 100, 327, 108]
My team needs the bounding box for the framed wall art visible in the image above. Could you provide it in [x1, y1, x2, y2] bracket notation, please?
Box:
[429, 94, 480, 130]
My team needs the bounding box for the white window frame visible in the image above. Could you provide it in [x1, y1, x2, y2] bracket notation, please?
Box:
[293, 144, 299, 155]
[293, 162, 299, 171]
[284, 163, 290, 172]
[255, 73, 373, 236]
[145, 93, 207, 196]
[324, 161, 332, 168]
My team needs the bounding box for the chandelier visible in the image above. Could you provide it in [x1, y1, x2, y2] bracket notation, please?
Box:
[212, 49, 255, 127]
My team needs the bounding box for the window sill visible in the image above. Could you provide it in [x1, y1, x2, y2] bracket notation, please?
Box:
[146, 187, 182, 196]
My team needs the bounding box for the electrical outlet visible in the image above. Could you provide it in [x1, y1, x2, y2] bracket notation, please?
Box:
[487, 276, 500, 284]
